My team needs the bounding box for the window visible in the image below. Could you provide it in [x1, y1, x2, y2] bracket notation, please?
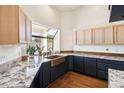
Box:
[32, 23, 59, 53]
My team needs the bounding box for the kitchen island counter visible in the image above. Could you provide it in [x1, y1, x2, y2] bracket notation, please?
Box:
[0, 58, 50, 88]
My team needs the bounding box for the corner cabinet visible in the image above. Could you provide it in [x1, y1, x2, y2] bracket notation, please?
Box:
[0, 5, 32, 44]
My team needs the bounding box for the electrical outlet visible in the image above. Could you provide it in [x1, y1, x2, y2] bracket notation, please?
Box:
[106, 48, 109, 51]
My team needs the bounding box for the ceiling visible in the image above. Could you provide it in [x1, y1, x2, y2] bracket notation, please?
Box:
[51, 5, 81, 12]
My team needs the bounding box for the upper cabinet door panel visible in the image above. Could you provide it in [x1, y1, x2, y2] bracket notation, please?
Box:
[84, 29, 92, 44]
[114, 25, 124, 44]
[0, 6, 32, 44]
[76, 31, 84, 45]
[104, 26, 114, 44]
[0, 6, 19, 44]
[26, 16, 32, 43]
[93, 28, 104, 44]
[19, 9, 26, 43]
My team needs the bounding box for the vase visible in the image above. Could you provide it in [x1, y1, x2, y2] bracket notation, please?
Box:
[28, 55, 34, 63]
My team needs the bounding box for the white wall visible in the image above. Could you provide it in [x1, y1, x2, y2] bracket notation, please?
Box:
[74, 5, 110, 30]
[20, 5, 60, 27]
[0, 45, 21, 64]
[60, 11, 76, 51]
[53, 29, 60, 53]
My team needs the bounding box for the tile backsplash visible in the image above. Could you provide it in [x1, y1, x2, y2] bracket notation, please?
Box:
[73, 45, 124, 54]
[0, 45, 21, 64]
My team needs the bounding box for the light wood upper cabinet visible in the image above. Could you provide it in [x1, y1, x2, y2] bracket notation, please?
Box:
[114, 25, 124, 44]
[19, 9, 26, 43]
[93, 27, 104, 44]
[76, 29, 92, 45]
[26, 16, 32, 43]
[76, 31, 85, 45]
[0, 6, 19, 44]
[0, 5, 32, 44]
[84, 29, 92, 44]
[104, 26, 114, 44]
[76, 24, 124, 45]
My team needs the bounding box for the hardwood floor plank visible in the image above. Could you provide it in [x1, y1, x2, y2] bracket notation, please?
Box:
[48, 72, 108, 88]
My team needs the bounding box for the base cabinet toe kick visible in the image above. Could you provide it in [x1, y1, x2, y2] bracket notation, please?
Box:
[30, 55, 124, 88]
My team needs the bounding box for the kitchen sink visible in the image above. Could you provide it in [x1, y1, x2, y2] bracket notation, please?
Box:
[45, 55, 62, 59]
[46, 55, 65, 67]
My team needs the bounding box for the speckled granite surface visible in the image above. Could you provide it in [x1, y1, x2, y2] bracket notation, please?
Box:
[0, 53, 124, 88]
[0, 58, 50, 88]
[108, 69, 124, 88]
[59, 53, 124, 61]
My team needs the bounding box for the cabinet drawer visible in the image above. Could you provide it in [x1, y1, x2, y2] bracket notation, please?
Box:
[97, 70, 108, 80]
[97, 62, 124, 71]
[84, 57, 97, 62]
[97, 59, 124, 65]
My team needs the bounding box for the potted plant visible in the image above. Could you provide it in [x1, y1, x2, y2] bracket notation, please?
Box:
[26, 44, 37, 62]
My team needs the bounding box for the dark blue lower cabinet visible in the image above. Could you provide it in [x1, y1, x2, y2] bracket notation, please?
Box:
[84, 57, 97, 76]
[58, 62, 66, 76]
[51, 61, 67, 83]
[50, 65, 59, 82]
[31, 56, 124, 88]
[97, 59, 124, 71]
[97, 59, 124, 80]
[97, 70, 108, 80]
[42, 62, 51, 88]
[65, 56, 73, 71]
[73, 56, 84, 73]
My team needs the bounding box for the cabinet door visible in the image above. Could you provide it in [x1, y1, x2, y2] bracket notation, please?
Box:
[19, 9, 26, 43]
[84, 57, 97, 76]
[68, 56, 73, 71]
[42, 62, 51, 88]
[84, 29, 92, 44]
[104, 26, 114, 44]
[76, 31, 85, 45]
[58, 62, 66, 76]
[93, 28, 104, 44]
[0, 6, 19, 44]
[73, 56, 84, 73]
[114, 25, 124, 44]
[26, 16, 32, 43]
[97, 70, 108, 80]
[50, 65, 59, 82]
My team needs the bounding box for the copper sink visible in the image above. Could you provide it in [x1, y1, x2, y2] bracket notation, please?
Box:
[46, 55, 65, 67]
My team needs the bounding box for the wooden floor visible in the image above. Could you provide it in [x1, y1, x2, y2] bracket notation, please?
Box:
[48, 72, 108, 88]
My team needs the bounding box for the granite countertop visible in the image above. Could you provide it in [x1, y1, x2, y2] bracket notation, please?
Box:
[108, 69, 124, 88]
[0, 58, 50, 88]
[59, 53, 124, 61]
[0, 53, 124, 88]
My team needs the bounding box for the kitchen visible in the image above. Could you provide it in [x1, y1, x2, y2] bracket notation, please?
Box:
[0, 5, 124, 88]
